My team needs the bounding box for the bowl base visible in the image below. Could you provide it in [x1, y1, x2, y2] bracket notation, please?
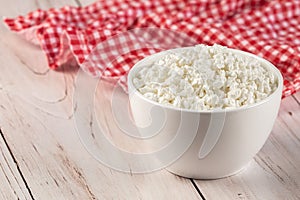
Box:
[166, 161, 251, 180]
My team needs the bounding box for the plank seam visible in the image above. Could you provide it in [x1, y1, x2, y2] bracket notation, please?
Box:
[74, 0, 82, 7]
[190, 179, 206, 200]
[292, 95, 300, 106]
[0, 129, 35, 200]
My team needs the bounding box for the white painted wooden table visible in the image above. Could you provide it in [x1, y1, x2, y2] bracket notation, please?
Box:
[0, 1, 299, 199]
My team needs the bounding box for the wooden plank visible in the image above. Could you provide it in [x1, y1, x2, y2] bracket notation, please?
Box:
[0, 1, 77, 199]
[0, 0, 80, 120]
[0, 130, 32, 200]
[195, 94, 300, 199]
[0, 0, 78, 17]
[0, 86, 201, 199]
[0, 1, 202, 199]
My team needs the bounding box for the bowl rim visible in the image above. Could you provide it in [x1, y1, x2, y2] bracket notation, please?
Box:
[127, 46, 284, 114]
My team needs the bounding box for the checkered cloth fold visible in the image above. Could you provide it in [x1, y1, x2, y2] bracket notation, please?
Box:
[4, 0, 300, 97]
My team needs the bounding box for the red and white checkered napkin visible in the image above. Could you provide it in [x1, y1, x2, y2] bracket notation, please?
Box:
[4, 0, 300, 98]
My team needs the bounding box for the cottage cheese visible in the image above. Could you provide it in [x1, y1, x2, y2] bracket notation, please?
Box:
[133, 44, 278, 110]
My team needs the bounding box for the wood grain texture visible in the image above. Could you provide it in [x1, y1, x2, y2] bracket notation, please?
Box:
[0, 0, 201, 199]
[0, 131, 32, 200]
[195, 94, 300, 200]
[0, 92, 200, 199]
[0, 1, 77, 199]
[0, 0, 78, 17]
[1, 0, 300, 199]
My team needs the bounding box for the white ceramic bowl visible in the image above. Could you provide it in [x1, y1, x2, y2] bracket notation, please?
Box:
[127, 47, 283, 179]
